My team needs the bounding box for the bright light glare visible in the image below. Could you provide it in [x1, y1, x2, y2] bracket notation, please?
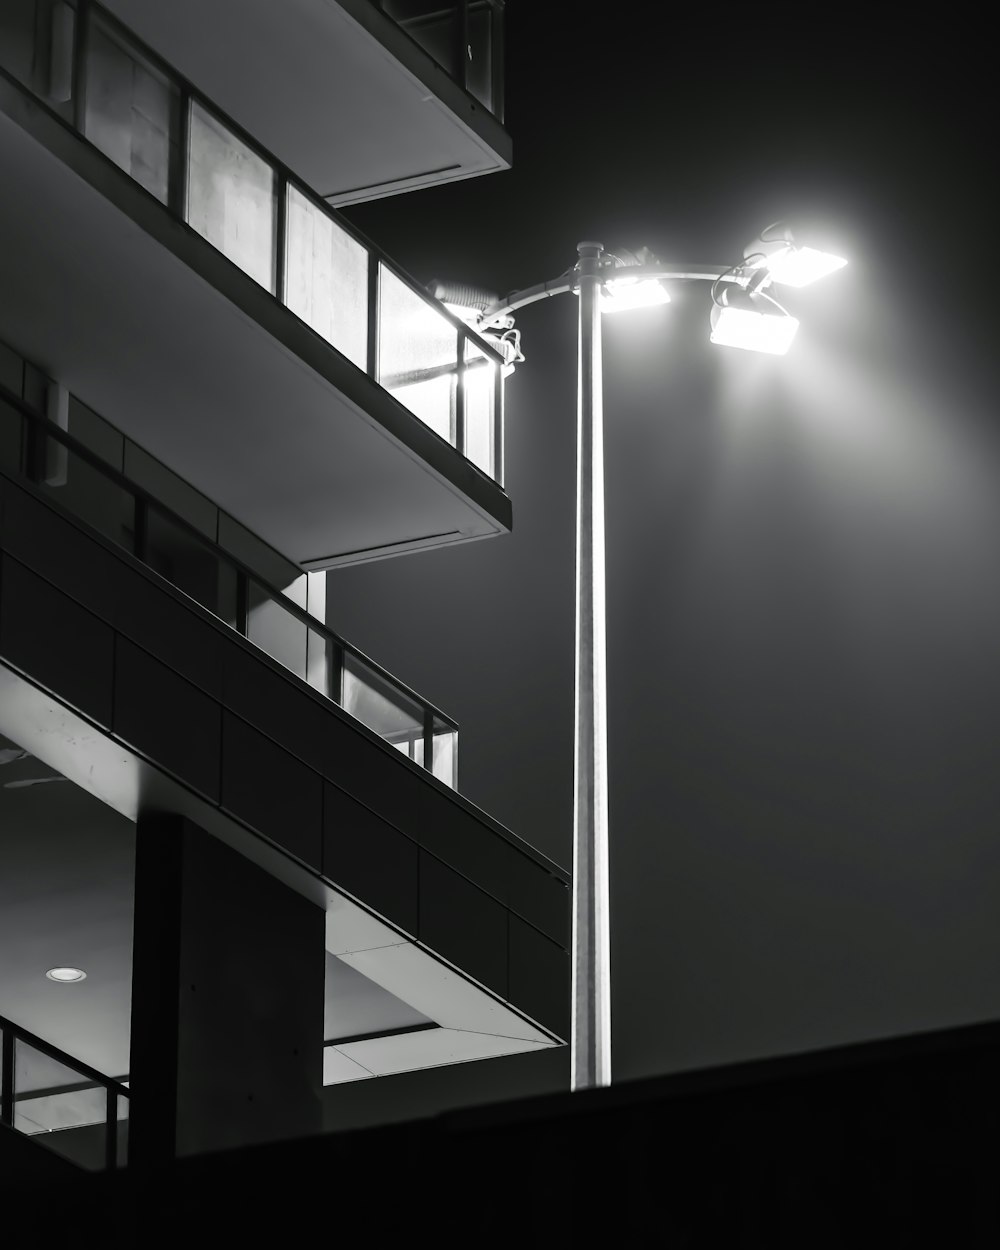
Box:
[600, 277, 671, 314]
[766, 246, 847, 287]
[442, 300, 481, 326]
[710, 303, 799, 355]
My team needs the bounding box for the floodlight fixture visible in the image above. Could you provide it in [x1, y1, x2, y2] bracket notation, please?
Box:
[600, 276, 671, 314]
[743, 222, 847, 288]
[710, 291, 799, 355]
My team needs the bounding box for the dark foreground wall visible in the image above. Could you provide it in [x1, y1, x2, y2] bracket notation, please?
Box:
[5, 1019, 999, 1242]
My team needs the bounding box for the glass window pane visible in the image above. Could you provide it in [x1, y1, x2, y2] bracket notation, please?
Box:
[39, 436, 135, 550]
[247, 582, 308, 680]
[14, 1039, 108, 1171]
[378, 266, 457, 444]
[285, 186, 368, 370]
[432, 719, 458, 789]
[463, 338, 496, 477]
[187, 102, 276, 291]
[343, 652, 424, 752]
[84, 16, 179, 204]
[145, 506, 237, 625]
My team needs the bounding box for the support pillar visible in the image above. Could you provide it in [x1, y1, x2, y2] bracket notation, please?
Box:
[129, 814, 324, 1165]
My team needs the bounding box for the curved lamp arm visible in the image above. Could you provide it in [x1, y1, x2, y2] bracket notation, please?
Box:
[479, 261, 741, 327]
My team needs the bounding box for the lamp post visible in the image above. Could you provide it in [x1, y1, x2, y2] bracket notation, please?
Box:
[436, 224, 846, 1091]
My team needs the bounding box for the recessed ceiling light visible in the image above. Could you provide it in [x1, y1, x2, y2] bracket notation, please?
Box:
[45, 967, 86, 983]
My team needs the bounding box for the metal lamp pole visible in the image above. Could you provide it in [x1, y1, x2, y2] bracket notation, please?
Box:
[464, 238, 829, 1092]
[475, 252, 738, 1094]
[572, 242, 612, 1090]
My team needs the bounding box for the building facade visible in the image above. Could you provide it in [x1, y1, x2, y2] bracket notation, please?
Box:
[0, 0, 569, 1170]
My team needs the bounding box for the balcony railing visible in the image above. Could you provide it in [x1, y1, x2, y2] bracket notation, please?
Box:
[372, 1, 506, 121]
[0, 388, 460, 788]
[0, 0, 505, 482]
[0, 1012, 130, 1171]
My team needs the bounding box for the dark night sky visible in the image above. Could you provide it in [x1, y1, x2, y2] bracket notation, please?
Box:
[327, 10, 1000, 1117]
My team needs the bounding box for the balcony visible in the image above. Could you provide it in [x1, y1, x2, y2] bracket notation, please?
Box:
[98, 0, 510, 204]
[0, 387, 460, 787]
[0, 440, 571, 1077]
[0, 0, 510, 570]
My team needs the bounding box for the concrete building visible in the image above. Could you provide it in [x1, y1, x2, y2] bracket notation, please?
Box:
[0, 0, 568, 1170]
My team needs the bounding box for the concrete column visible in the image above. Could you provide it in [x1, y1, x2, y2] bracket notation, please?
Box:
[129, 814, 324, 1165]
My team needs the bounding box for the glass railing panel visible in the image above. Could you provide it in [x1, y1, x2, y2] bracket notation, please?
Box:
[343, 652, 425, 755]
[463, 338, 497, 477]
[466, 1, 496, 112]
[376, 1, 503, 118]
[145, 505, 238, 627]
[0, 394, 24, 474]
[13, 1038, 109, 1171]
[187, 101, 276, 292]
[1, 0, 75, 120]
[431, 717, 458, 788]
[307, 626, 334, 697]
[378, 265, 458, 444]
[83, 11, 180, 205]
[380, 2, 458, 77]
[0, 0, 40, 90]
[285, 185, 369, 372]
[247, 581, 309, 681]
[116, 1093, 129, 1168]
[38, 433, 135, 550]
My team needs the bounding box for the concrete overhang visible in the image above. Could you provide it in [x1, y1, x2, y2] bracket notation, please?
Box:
[102, 0, 511, 206]
[0, 78, 511, 571]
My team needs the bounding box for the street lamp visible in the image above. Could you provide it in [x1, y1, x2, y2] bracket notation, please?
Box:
[432, 223, 846, 1091]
